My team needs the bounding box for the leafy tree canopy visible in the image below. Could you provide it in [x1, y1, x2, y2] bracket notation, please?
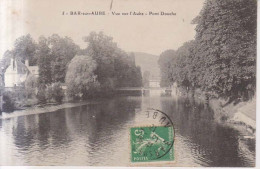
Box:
[65, 55, 100, 99]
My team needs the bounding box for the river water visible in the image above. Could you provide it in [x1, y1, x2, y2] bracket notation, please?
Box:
[0, 95, 255, 166]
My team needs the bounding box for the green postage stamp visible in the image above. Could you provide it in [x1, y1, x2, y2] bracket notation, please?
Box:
[130, 126, 174, 163]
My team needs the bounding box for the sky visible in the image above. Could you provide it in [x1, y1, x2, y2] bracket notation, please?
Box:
[0, 0, 205, 58]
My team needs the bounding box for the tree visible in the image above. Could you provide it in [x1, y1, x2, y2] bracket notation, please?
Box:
[143, 71, 150, 87]
[132, 66, 143, 87]
[193, 0, 256, 100]
[25, 74, 38, 98]
[114, 51, 142, 88]
[37, 36, 52, 86]
[51, 83, 64, 103]
[36, 84, 47, 104]
[158, 50, 176, 87]
[48, 34, 80, 83]
[65, 55, 100, 99]
[158, 0, 256, 101]
[83, 32, 142, 89]
[12, 34, 37, 65]
[83, 32, 117, 90]
[0, 51, 13, 72]
[46, 82, 64, 103]
[2, 91, 15, 112]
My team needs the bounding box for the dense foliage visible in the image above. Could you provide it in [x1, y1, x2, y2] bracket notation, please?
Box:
[24, 74, 38, 98]
[159, 0, 256, 101]
[158, 50, 176, 87]
[1, 32, 142, 105]
[48, 34, 79, 83]
[37, 36, 53, 86]
[46, 82, 64, 103]
[142, 71, 150, 87]
[12, 34, 37, 65]
[65, 55, 100, 99]
[83, 32, 142, 90]
[2, 91, 15, 112]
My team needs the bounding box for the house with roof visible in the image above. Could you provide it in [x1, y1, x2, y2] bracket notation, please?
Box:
[4, 58, 39, 88]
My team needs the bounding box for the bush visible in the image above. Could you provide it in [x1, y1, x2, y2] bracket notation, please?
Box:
[25, 74, 38, 98]
[46, 85, 53, 102]
[36, 85, 46, 104]
[46, 82, 64, 104]
[2, 91, 15, 112]
[52, 83, 64, 103]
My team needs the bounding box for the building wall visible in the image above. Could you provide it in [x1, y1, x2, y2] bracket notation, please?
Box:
[4, 71, 27, 87]
[4, 59, 28, 88]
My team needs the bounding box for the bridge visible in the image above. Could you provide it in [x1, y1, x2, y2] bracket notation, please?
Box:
[116, 87, 173, 95]
[116, 87, 172, 91]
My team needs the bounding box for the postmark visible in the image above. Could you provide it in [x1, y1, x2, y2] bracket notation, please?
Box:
[130, 108, 175, 163]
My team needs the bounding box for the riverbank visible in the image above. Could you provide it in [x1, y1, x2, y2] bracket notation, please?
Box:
[181, 88, 256, 137]
[0, 101, 96, 119]
[1, 89, 256, 138]
[209, 97, 256, 136]
[0, 91, 133, 119]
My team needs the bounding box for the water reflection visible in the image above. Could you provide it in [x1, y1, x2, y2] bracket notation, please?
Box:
[0, 96, 255, 166]
[160, 97, 255, 167]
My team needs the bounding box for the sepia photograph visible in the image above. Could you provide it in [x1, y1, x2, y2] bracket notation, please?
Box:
[0, 0, 257, 167]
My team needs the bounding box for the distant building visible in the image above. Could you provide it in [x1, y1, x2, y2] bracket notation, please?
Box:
[148, 76, 160, 88]
[4, 59, 39, 88]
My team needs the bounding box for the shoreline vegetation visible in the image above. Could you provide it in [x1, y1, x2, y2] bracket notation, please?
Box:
[0, 32, 142, 113]
[1, 87, 256, 138]
[0, 0, 256, 140]
[0, 92, 133, 119]
[175, 87, 256, 136]
[159, 0, 256, 137]
[210, 96, 256, 136]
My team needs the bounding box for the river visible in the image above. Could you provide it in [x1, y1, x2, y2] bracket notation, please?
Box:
[0, 94, 255, 166]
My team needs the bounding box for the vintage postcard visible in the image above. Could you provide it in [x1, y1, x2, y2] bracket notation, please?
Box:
[0, 0, 257, 167]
